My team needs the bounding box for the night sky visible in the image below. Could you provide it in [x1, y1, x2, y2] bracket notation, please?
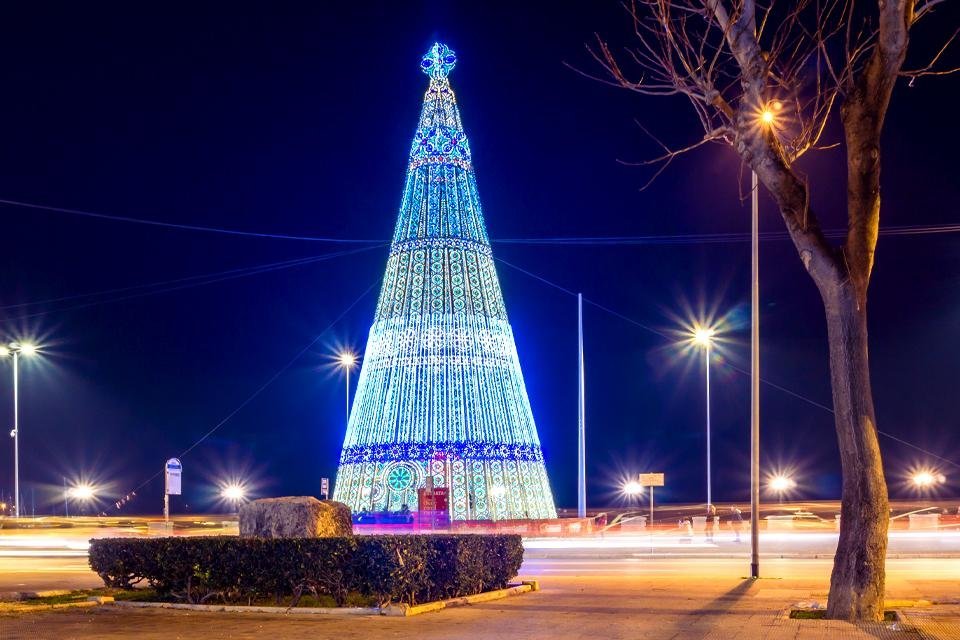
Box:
[0, 3, 957, 515]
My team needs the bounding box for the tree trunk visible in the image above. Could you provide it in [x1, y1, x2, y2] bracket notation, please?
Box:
[821, 282, 889, 621]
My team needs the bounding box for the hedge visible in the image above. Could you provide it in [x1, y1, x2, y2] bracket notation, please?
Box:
[88, 534, 524, 606]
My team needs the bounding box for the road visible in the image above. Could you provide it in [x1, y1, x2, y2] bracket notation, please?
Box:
[3, 557, 960, 640]
[2, 526, 960, 593]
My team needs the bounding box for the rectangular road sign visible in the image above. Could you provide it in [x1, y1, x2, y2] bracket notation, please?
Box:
[165, 458, 182, 495]
[639, 472, 664, 487]
[321, 477, 329, 499]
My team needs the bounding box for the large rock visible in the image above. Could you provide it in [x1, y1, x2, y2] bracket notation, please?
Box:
[239, 496, 353, 538]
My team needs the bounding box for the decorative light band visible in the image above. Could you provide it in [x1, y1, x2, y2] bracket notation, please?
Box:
[339, 441, 545, 465]
[391, 236, 491, 256]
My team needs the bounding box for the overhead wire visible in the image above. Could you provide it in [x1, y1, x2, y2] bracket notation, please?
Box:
[122, 278, 381, 500]
[4, 196, 960, 246]
[3, 245, 385, 321]
[493, 255, 960, 471]
[0, 198, 383, 243]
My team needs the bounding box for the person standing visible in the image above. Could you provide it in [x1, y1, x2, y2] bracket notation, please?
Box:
[731, 506, 744, 542]
[706, 504, 717, 542]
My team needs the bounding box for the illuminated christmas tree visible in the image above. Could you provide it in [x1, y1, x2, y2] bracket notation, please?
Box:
[333, 43, 556, 520]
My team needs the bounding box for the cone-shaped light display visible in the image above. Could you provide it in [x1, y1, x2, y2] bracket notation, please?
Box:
[333, 43, 556, 520]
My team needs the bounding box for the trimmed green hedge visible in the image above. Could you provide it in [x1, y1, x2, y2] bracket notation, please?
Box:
[88, 534, 523, 606]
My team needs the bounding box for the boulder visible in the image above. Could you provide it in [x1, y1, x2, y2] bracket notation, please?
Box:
[239, 496, 353, 538]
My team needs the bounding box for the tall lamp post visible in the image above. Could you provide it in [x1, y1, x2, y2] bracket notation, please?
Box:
[750, 102, 779, 579]
[692, 328, 716, 514]
[337, 351, 358, 429]
[1, 342, 38, 518]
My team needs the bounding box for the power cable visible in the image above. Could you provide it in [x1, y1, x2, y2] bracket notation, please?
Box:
[494, 255, 960, 470]
[122, 278, 380, 500]
[0, 198, 382, 244]
[4, 245, 384, 321]
[5, 196, 960, 246]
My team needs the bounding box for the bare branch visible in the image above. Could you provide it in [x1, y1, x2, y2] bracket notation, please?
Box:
[900, 27, 960, 80]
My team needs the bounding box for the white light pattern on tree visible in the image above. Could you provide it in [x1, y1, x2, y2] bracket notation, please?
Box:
[333, 43, 557, 520]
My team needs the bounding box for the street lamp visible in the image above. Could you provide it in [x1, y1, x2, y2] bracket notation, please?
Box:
[66, 483, 96, 517]
[336, 350, 358, 429]
[911, 470, 945, 489]
[623, 480, 643, 512]
[747, 101, 780, 579]
[691, 327, 716, 514]
[768, 474, 796, 504]
[1, 341, 40, 518]
[68, 484, 96, 501]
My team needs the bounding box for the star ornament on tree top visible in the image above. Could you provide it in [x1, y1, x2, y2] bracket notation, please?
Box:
[421, 42, 456, 79]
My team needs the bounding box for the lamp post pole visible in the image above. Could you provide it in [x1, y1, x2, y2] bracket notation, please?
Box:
[705, 341, 711, 513]
[2, 342, 38, 518]
[577, 293, 586, 519]
[12, 349, 20, 519]
[750, 168, 761, 579]
[692, 328, 715, 516]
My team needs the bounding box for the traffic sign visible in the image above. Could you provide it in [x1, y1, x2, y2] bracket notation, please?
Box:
[639, 472, 664, 487]
[165, 458, 182, 496]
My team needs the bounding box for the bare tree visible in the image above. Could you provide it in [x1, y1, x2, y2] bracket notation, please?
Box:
[585, 0, 957, 621]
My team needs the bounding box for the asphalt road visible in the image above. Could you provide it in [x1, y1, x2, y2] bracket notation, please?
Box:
[1, 501, 958, 593]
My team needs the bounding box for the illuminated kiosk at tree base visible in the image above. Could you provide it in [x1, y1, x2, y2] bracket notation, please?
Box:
[333, 43, 557, 521]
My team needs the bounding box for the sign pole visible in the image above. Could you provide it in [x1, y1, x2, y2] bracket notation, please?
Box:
[649, 486, 654, 526]
[163, 458, 182, 524]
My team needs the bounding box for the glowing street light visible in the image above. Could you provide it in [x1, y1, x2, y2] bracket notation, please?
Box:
[2, 341, 40, 518]
[769, 475, 796, 493]
[623, 480, 643, 496]
[221, 484, 246, 501]
[769, 474, 796, 504]
[67, 484, 96, 501]
[759, 101, 782, 128]
[689, 326, 716, 514]
[911, 470, 945, 489]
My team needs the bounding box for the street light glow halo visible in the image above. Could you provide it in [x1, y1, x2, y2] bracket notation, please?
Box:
[68, 484, 96, 501]
[769, 474, 796, 492]
[692, 327, 716, 346]
[337, 351, 358, 369]
[18, 343, 38, 356]
[221, 484, 246, 501]
[623, 480, 643, 496]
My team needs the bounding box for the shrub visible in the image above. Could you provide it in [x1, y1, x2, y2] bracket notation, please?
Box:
[88, 534, 523, 606]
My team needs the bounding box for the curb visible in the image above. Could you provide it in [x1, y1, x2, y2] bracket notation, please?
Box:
[113, 601, 379, 616]
[382, 582, 537, 617]
[111, 582, 538, 618]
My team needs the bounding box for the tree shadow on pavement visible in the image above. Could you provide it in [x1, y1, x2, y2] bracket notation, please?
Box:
[687, 578, 758, 617]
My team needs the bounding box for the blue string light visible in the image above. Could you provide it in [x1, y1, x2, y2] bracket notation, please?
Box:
[333, 43, 557, 520]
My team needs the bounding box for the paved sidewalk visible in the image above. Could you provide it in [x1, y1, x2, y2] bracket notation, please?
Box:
[1, 559, 958, 639]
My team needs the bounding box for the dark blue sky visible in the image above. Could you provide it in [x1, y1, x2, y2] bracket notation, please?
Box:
[0, 3, 957, 515]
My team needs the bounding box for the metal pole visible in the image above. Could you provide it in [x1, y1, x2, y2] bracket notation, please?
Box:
[649, 486, 654, 526]
[64, 477, 69, 518]
[577, 293, 586, 518]
[12, 351, 19, 518]
[163, 462, 169, 522]
[750, 169, 761, 579]
[705, 343, 711, 513]
[345, 366, 351, 428]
